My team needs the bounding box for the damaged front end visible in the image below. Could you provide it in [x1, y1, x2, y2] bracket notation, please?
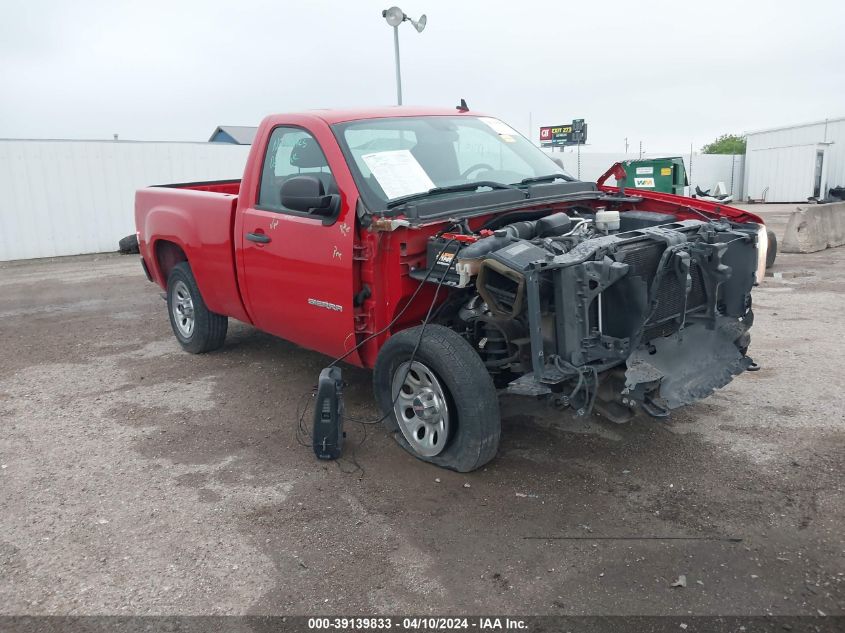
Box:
[500, 219, 759, 419]
[425, 214, 762, 422]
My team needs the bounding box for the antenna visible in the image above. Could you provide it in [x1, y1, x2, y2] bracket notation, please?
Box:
[456, 98, 469, 112]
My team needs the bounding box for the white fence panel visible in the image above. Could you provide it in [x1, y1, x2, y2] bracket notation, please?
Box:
[0, 140, 749, 262]
[0, 140, 251, 261]
[541, 150, 744, 199]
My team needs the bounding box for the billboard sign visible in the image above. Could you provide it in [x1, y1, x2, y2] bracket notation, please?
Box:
[540, 119, 587, 147]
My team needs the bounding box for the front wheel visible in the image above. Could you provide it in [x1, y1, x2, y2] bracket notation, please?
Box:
[166, 262, 228, 354]
[373, 325, 501, 472]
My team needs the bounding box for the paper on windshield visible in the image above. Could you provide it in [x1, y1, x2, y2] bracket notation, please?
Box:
[361, 150, 435, 200]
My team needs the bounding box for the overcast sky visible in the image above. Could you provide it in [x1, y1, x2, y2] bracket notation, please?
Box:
[1, 0, 842, 152]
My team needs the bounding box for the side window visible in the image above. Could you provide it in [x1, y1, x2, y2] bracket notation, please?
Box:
[258, 127, 335, 212]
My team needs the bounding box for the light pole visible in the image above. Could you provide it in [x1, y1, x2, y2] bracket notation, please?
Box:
[382, 6, 426, 106]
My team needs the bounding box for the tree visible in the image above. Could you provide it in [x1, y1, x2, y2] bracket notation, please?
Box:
[701, 134, 746, 155]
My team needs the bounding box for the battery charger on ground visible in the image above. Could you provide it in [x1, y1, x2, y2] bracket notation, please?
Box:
[312, 366, 344, 460]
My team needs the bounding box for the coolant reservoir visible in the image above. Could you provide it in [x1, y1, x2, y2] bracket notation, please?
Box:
[595, 208, 620, 232]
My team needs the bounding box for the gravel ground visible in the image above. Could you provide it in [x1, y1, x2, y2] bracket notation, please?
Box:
[0, 205, 842, 616]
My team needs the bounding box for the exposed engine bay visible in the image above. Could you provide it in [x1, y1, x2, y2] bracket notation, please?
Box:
[412, 207, 764, 422]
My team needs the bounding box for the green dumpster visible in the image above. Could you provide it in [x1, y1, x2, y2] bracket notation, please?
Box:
[621, 157, 688, 195]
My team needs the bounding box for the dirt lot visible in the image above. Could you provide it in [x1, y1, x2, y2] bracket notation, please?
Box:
[0, 205, 842, 616]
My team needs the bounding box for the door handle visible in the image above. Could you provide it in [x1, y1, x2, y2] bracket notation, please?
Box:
[246, 232, 271, 244]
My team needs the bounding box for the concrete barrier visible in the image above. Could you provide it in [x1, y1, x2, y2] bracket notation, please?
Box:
[781, 202, 845, 253]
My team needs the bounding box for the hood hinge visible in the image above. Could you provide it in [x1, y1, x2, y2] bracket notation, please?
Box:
[354, 306, 374, 334]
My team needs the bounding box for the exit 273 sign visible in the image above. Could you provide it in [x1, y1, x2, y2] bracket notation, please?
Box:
[540, 125, 572, 140]
[540, 119, 586, 146]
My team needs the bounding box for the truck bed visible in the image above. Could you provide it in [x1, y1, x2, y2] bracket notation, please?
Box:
[135, 180, 250, 323]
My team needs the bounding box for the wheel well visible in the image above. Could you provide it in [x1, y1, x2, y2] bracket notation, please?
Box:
[155, 240, 187, 282]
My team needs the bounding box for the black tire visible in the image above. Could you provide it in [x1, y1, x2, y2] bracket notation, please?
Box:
[118, 234, 139, 254]
[373, 324, 501, 472]
[766, 229, 777, 269]
[166, 262, 228, 354]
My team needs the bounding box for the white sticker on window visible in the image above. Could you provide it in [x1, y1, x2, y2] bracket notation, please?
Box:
[479, 117, 518, 137]
[361, 150, 436, 200]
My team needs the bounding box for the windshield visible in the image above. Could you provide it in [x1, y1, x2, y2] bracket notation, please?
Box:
[332, 116, 574, 209]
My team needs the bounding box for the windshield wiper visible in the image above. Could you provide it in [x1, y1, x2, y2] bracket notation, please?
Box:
[519, 173, 576, 185]
[386, 181, 526, 209]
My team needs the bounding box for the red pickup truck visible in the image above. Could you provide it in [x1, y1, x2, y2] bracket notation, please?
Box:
[135, 106, 767, 472]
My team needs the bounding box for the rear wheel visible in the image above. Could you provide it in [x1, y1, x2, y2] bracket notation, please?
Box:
[373, 325, 500, 472]
[118, 234, 139, 254]
[166, 262, 228, 354]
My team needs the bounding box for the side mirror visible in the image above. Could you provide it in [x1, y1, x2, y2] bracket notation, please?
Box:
[551, 157, 564, 169]
[280, 175, 340, 220]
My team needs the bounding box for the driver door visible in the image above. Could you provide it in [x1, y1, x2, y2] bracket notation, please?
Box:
[237, 126, 355, 358]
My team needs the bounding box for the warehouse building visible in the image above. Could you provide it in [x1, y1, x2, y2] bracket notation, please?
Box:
[744, 117, 844, 203]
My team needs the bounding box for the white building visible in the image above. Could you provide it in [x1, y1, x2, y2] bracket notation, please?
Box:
[744, 117, 845, 203]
